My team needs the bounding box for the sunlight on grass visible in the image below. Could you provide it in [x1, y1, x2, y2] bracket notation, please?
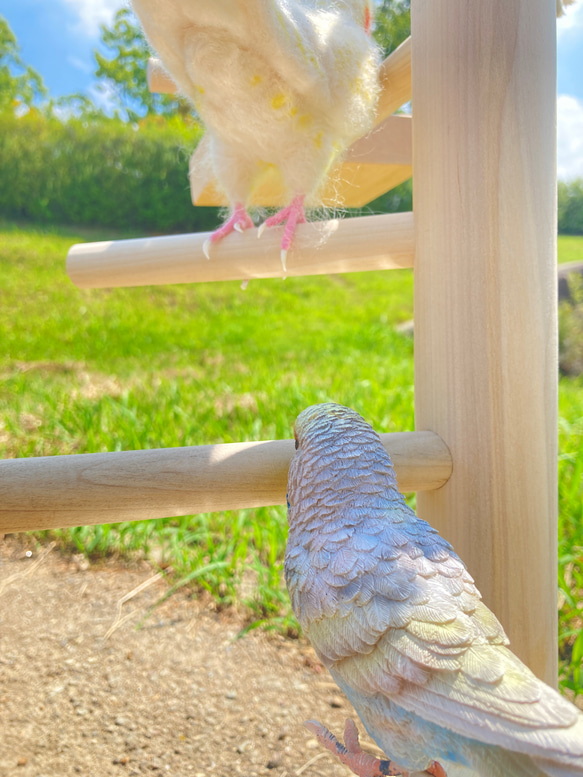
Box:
[1, 222, 582, 690]
[558, 235, 583, 265]
[0, 221, 414, 638]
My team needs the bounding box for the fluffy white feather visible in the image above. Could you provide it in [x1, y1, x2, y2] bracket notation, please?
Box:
[132, 0, 380, 271]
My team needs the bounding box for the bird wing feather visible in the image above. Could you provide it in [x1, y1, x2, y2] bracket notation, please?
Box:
[305, 514, 583, 766]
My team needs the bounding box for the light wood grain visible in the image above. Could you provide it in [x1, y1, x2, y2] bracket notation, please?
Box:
[0, 432, 452, 534]
[66, 212, 414, 289]
[412, 0, 558, 684]
[375, 36, 411, 123]
[146, 58, 177, 95]
[345, 115, 412, 166]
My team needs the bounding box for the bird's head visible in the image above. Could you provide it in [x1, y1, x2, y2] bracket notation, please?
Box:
[288, 403, 402, 526]
[293, 402, 372, 452]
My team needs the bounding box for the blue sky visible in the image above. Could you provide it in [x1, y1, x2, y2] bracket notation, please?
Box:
[2, 0, 583, 179]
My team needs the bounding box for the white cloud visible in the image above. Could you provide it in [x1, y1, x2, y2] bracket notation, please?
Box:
[87, 81, 120, 116]
[558, 94, 583, 180]
[557, 0, 583, 38]
[60, 0, 127, 39]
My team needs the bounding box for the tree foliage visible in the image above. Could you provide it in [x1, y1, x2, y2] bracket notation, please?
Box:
[0, 14, 46, 114]
[373, 0, 411, 57]
[558, 179, 583, 235]
[94, 8, 191, 122]
[0, 112, 218, 232]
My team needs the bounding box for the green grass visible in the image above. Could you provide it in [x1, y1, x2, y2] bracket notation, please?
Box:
[0, 219, 415, 634]
[1, 222, 582, 689]
[558, 234, 583, 264]
[558, 380, 583, 694]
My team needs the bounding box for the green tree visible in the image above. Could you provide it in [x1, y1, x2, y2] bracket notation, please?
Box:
[94, 8, 191, 122]
[0, 14, 46, 114]
[373, 0, 411, 57]
[558, 179, 583, 235]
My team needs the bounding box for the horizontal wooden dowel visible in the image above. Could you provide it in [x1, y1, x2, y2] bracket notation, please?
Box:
[0, 432, 452, 534]
[67, 212, 414, 289]
[375, 36, 412, 123]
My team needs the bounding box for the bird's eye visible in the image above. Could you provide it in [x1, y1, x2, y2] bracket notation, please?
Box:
[295, 438, 299, 450]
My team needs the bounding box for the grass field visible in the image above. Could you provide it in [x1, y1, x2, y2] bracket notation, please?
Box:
[558, 234, 583, 264]
[1, 221, 582, 692]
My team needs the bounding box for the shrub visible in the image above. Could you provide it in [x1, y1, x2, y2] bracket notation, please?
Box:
[0, 112, 220, 233]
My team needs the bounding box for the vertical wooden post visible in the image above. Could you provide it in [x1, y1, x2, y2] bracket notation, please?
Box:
[412, 0, 558, 684]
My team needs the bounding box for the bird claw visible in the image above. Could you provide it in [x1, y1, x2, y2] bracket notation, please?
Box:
[426, 764, 447, 777]
[304, 719, 407, 777]
[257, 194, 306, 276]
[203, 203, 253, 260]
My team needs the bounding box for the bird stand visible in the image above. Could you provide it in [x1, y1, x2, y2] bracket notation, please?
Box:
[2, 0, 559, 688]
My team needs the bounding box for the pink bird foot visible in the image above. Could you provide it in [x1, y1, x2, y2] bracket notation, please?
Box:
[203, 202, 254, 260]
[304, 719, 448, 777]
[304, 719, 405, 777]
[257, 194, 306, 274]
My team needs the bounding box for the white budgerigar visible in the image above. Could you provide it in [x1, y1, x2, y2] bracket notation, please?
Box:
[131, 0, 380, 272]
[285, 403, 583, 777]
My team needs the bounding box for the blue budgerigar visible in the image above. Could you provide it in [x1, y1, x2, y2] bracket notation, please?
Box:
[285, 403, 583, 777]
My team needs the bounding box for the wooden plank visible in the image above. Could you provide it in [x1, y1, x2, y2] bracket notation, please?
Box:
[66, 212, 415, 289]
[346, 114, 412, 166]
[0, 432, 452, 534]
[147, 58, 176, 95]
[412, 0, 558, 684]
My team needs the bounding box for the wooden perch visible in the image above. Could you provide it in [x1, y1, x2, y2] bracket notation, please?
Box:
[147, 37, 413, 208]
[375, 37, 412, 124]
[147, 58, 177, 95]
[66, 211, 414, 289]
[412, 0, 557, 684]
[0, 432, 452, 534]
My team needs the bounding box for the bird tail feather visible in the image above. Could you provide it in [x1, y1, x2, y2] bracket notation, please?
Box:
[469, 747, 548, 777]
[531, 711, 583, 775]
[534, 756, 583, 777]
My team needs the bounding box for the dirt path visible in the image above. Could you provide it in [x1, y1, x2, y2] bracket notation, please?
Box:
[0, 539, 373, 777]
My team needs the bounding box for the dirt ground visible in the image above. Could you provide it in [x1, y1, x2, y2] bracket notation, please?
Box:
[0, 538, 379, 777]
